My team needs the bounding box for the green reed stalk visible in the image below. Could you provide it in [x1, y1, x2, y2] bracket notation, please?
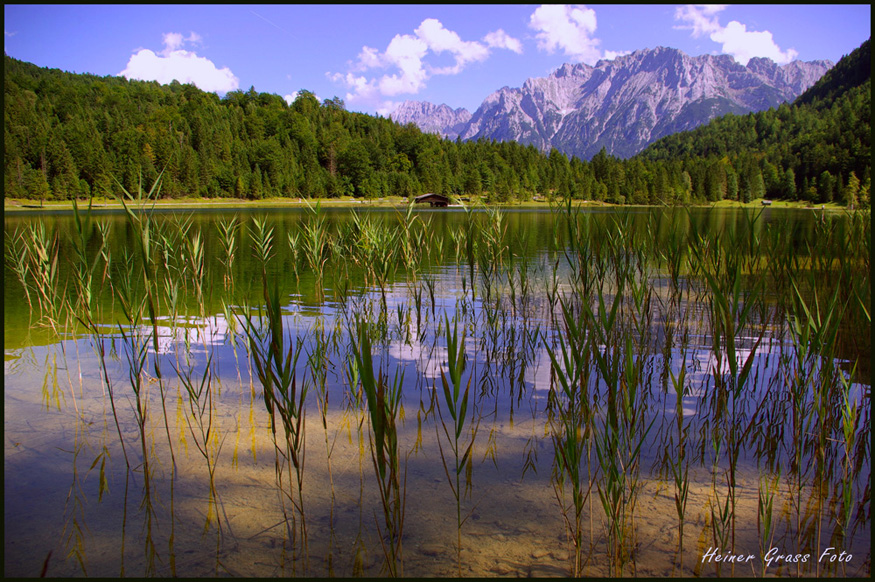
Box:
[543, 297, 594, 576]
[25, 220, 65, 333]
[241, 223, 310, 567]
[174, 352, 224, 538]
[834, 367, 860, 568]
[115, 172, 177, 472]
[668, 367, 691, 575]
[183, 225, 207, 317]
[301, 200, 330, 295]
[372, 223, 400, 312]
[66, 199, 133, 469]
[697, 223, 769, 574]
[461, 205, 478, 303]
[342, 347, 372, 576]
[114, 279, 159, 574]
[287, 231, 301, 285]
[217, 215, 241, 289]
[587, 261, 654, 577]
[307, 322, 340, 574]
[397, 202, 422, 283]
[5, 227, 35, 311]
[788, 271, 846, 575]
[352, 318, 406, 577]
[435, 313, 480, 576]
[757, 470, 780, 577]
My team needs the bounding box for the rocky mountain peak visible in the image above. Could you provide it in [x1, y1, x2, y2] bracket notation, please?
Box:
[389, 100, 471, 140]
[391, 46, 833, 160]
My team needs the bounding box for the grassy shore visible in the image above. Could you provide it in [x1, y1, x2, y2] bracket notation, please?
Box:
[3, 195, 851, 212]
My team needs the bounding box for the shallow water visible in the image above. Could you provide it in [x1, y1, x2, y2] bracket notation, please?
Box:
[4, 206, 870, 577]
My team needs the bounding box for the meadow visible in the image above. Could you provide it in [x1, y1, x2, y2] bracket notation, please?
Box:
[3, 187, 870, 577]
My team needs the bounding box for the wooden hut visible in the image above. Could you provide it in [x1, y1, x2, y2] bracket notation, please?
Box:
[414, 193, 450, 208]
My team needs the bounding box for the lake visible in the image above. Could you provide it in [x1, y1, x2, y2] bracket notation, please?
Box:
[4, 204, 870, 577]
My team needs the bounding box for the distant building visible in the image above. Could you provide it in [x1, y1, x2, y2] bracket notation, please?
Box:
[414, 193, 450, 207]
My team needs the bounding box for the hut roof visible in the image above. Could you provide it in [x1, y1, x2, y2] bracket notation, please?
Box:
[414, 193, 450, 207]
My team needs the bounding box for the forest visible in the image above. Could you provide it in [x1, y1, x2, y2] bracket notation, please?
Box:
[3, 39, 870, 206]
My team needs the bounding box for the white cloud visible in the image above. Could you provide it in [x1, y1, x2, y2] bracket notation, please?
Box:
[353, 45, 384, 71]
[120, 32, 239, 94]
[161, 32, 185, 53]
[528, 4, 601, 65]
[379, 32, 430, 94]
[711, 21, 798, 65]
[673, 4, 727, 38]
[483, 29, 523, 54]
[602, 50, 631, 61]
[416, 18, 490, 74]
[333, 18, 521, 108]
[675, 5, 798, 65]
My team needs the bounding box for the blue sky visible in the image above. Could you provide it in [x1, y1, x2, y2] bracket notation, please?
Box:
[4, 4, 870, 117]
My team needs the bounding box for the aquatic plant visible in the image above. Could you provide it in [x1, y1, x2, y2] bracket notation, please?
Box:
[435, 313, 480, 576]
[544, 297, 595, 576]
[352, 317, 407, 577]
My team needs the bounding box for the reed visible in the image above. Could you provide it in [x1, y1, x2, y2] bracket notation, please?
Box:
[115, 172, 178, 471]
[586, 258, 655, 577]
[397, 201, 424, 282]
[307, 321, 341, 574]
[287, 230, 301, 286]
[787, 270, 847, 575]
[5, 226, 35, 311]
[67, 199, 132, 468]
[667, 366, 691, 575]
[242, 214, 313, 567]
[543, 297, 594, 576]
[24, 220, 65, 333]
[343, 347, 371, 576]
[216, 215, 241, 289]
[757, 470, 780, 577]
[174, 352, 223, 537]
[434, 313, 480, 576]
[460, 205, 479, 302]
[241, 283, 309, 567]
[834, 366, 862, 567]
[5, 201, 871, 577]
[701, 232, 766, 569]
[114, 276, 160, 574]
[301, 200, 330, 295]
[352, 317, 406, 577]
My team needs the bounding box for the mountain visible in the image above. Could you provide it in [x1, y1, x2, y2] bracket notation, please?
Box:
[794, 38, 870, 109]
[389, 101, 471, 140]
[392, 46, 832, 160]
[637, 39, 870, 189]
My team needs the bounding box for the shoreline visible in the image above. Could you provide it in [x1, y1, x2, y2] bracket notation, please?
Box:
[3, 196, 852, 213]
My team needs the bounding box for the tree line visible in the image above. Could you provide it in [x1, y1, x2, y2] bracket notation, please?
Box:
[3, 38, 869, 207]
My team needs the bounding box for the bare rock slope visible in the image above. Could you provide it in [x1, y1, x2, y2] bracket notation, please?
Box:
[393, 46, 831, 160]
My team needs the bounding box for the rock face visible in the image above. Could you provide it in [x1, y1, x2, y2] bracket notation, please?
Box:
[389, 101, 472, 141]
[392, 46, 832, 160]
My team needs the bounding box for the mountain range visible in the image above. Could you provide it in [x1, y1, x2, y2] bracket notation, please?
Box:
[390, 46, 832, 160]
